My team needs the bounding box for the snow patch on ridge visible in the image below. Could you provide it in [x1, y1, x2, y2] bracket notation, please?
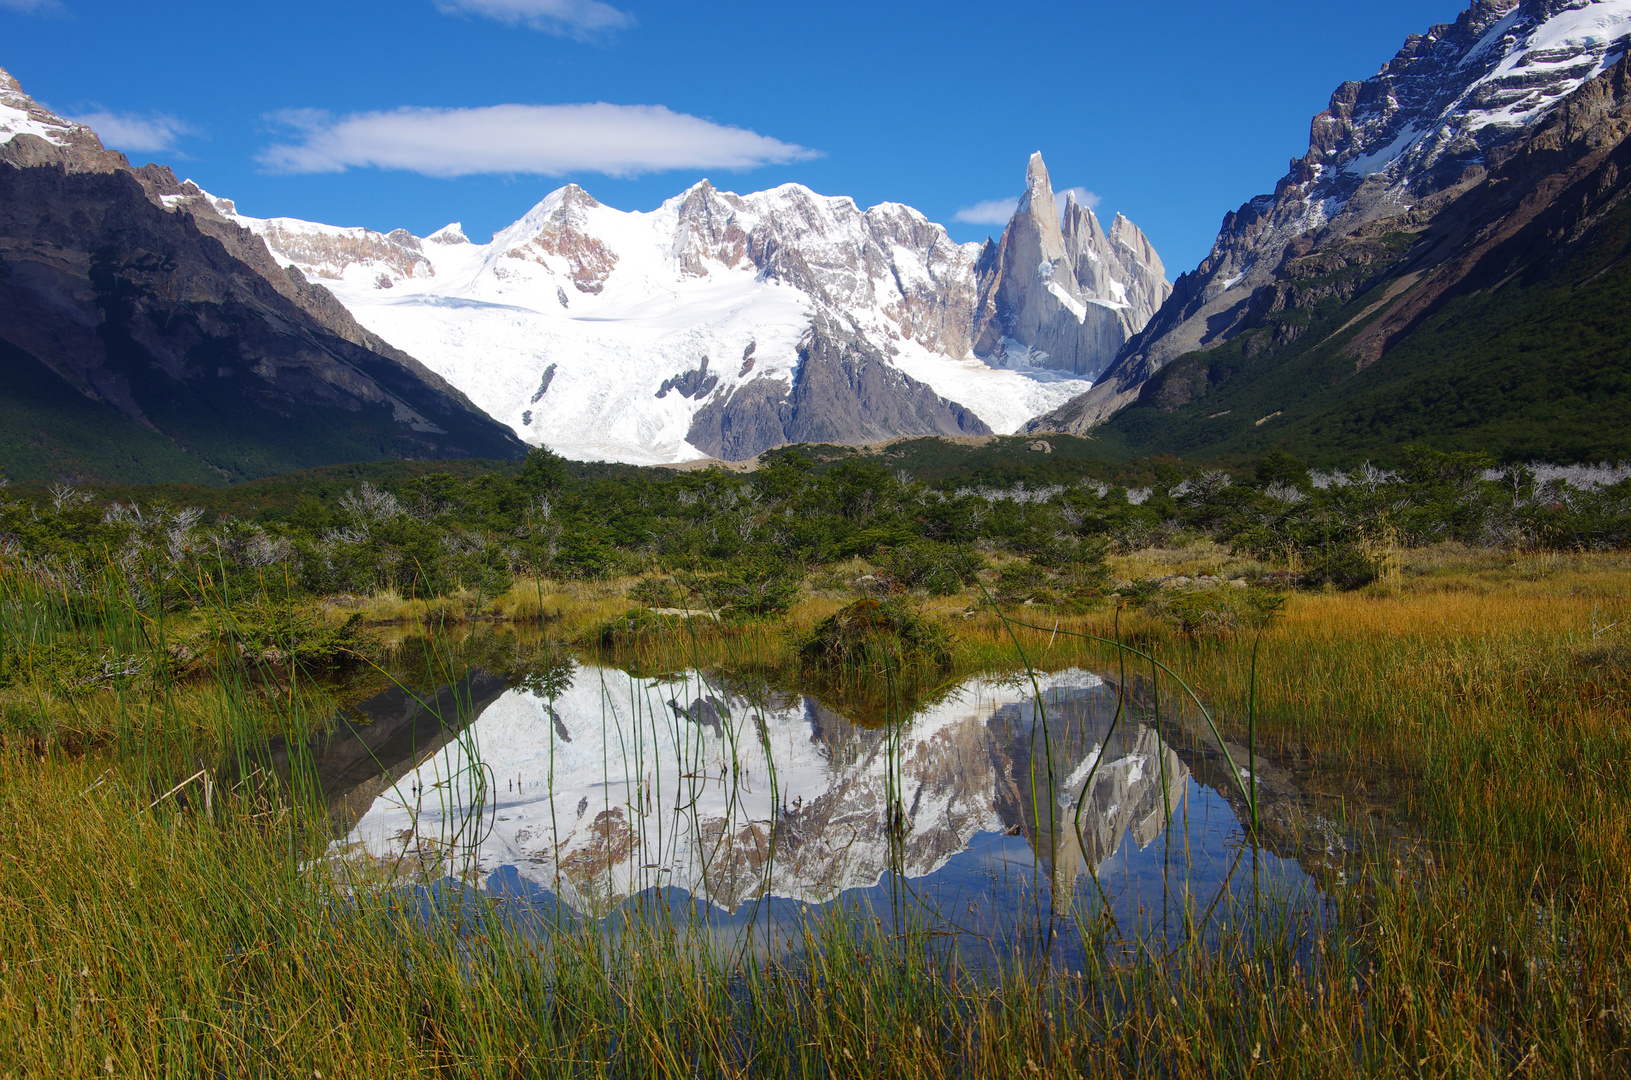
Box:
[1341, 0, 1631, 188]
[0, 69, 92, 148]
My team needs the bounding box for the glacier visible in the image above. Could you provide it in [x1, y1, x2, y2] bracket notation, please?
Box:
[192, 167, 1164, 464]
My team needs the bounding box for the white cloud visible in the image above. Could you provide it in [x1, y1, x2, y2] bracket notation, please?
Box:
[257, 103, 817, 179]
[66, 110, 192, 154]
[1057, 186, 1102, 211]
[0, 0, 67, 13]
[435, 0, 633, 38]
[953, 198, 1018, 226]
[954, 185, 1105, 229]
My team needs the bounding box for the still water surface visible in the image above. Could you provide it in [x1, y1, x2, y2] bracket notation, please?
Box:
[303, 659, 1329, 964]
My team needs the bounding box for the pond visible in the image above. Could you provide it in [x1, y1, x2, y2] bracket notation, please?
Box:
[292, 654, 1339, 968]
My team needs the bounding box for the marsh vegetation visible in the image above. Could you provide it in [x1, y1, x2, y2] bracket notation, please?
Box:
[0, 448, 1628, 1077]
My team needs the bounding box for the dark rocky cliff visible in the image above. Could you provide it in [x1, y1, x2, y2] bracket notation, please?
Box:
[0, 70, 524, 483]
[686, 314, 991, 461]
[1031, 0, 1631, 437]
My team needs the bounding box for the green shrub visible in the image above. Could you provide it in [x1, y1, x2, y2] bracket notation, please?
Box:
[596, 608, 689, 649]
[1301, 545, 1379, 591]
[993, 563, 1054, 607]
[627, 577, 686, 609]
[703, 560, 801, 619]
[798, 598, 952, 674]
[883, 541, 985, 595]
[0, 642, 150, 693]
[1161, 587, 1286, 640]
[1118, 578, 1164, 606]
[209, 598, 364, 667]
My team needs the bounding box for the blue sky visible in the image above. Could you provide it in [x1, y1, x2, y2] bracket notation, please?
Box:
[2, 0, 1467, 275]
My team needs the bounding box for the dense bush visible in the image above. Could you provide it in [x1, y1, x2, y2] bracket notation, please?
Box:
[0, 445, 1626, 624]
[1299, 545, 1380, 591]
[703, 559, 802, 619]
[799, 598, 953, 674]
[883, 541, 985, 596]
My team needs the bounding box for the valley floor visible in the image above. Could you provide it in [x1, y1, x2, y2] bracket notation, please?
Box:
[0, 545, 1627, 1076]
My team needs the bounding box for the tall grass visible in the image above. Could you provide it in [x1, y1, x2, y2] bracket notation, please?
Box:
[1, 549, 1628, 1075]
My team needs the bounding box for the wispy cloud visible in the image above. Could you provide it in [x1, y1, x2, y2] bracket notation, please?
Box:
[952, 198, 1018, 226]
[66, 110, 192, 154]
[434, 0, 633, 39]
[954, 185, 1104, 228]
[0, 0, 68, 14]
[257, 103, 817, 179]
[1057, 186, 1101, 211]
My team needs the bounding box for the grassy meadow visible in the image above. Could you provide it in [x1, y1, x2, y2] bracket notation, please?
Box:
[0, 536, 1626, 1078]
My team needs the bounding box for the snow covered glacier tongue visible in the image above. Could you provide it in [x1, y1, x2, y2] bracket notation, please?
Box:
[202, 158, 1170, 464]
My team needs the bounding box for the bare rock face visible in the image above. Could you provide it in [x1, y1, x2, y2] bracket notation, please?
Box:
[256, 222, 432, 283]
[667, 180, 981, 359]
[511, 185, 620, 294]
[0, 69, 124, 173]
[686, 313, 991, 460]
[0, 66, 524, 481]
[971, 153, 1171, 379]
[1032, 0, 1631, 433]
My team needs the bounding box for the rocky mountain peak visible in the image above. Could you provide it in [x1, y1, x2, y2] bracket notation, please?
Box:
[1033, 0, 1631, 434]
[971, 154, 1171, 380]
[426, 223, 469, 245]
[0, 66, 134, 178]
[555, 183, 601, 212]
[0, 67, 95, 151]
[1024, 151, 1051, 200]
[1108, 213, 1165, 279]
[669, 179, 753, 276]
[1061, 197, 1109, 251]
[1015, 151, 1068, 264]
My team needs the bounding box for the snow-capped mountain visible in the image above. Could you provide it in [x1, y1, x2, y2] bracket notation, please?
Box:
[189, 156, 1168, 464]
[0, 68, 99, 151]
[334, 667, 1187, 915]
[1038, 0, 1631, 431]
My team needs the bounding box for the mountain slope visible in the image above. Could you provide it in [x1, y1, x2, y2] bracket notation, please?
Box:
[1033, 0, 1631, 446]
[212, 157, 1169, 464]
[1089, 45, 1631, 465]
[0, 69, 526, 484]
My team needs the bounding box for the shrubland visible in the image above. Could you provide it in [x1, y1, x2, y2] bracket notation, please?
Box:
[0, 444, 1628, 1077]
[2, 444, 1626, 633]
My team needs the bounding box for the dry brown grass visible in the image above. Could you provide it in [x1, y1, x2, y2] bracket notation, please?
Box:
[1109, 540, 1265, 582]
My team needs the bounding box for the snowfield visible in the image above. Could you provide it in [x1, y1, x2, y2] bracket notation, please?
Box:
[212, 182, 1096, 464]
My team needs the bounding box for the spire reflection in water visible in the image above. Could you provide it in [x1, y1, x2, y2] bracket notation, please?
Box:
[326, 664, 1321, 958]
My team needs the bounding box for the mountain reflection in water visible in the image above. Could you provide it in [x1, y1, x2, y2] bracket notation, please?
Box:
[320, 665, 1319, 945]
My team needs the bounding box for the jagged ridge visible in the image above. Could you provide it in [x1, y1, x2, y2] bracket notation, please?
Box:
[212, 157, 1168, 464]
[1032, 0, 1631, 434]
